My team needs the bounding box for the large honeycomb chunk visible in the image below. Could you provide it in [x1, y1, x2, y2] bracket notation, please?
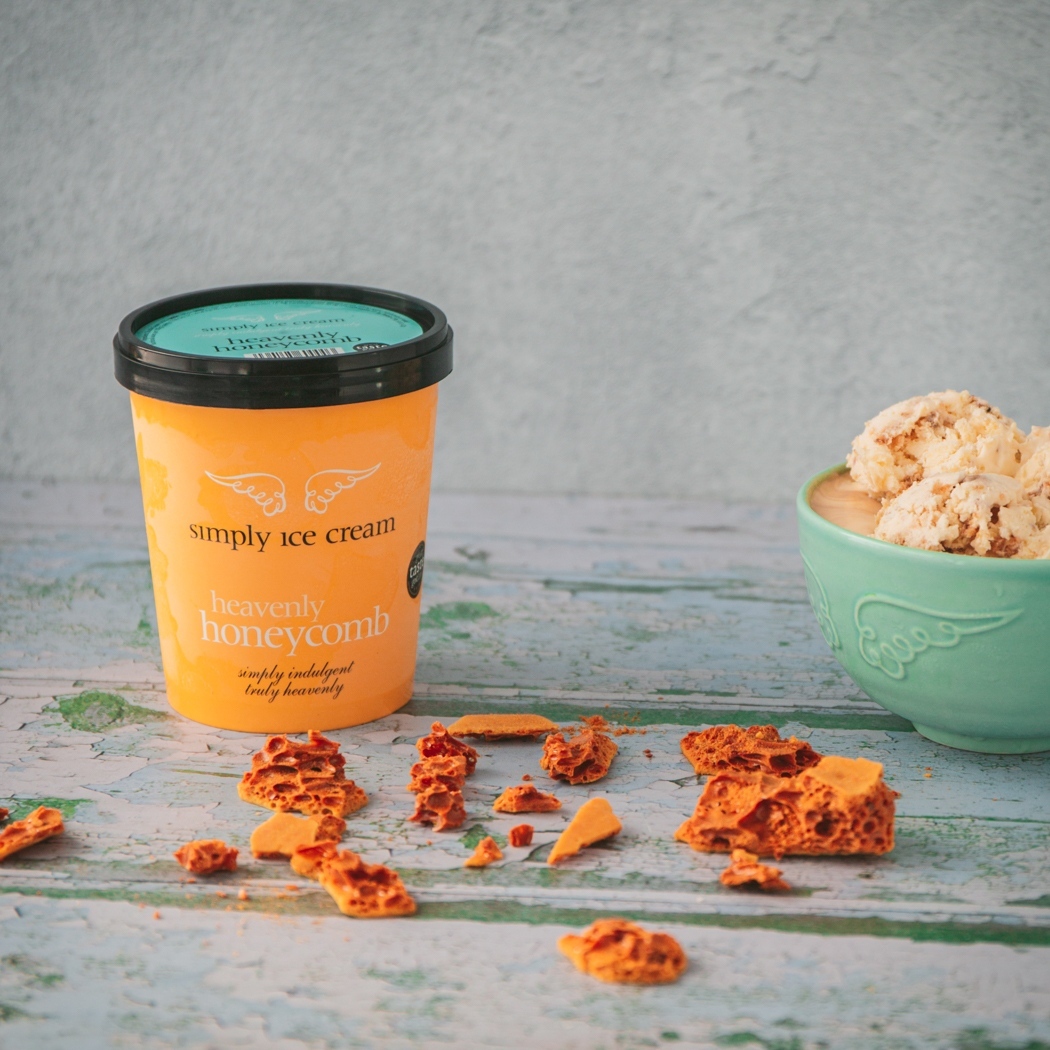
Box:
[174, 839, 238, 874]
[540, 729, 617, 785]
[719, 848, 791, 892]
[409, 784, 467, 831]
[675, 756, 898, 858]
[0, 806, 64, 862]
[558, 918, 687, 985]
[316, 849, 416, 918]
[415, 722, 478, 774]
[492, 784, 561, 813]
[238, 730, 368, 818]
[680, 724, 822, 778]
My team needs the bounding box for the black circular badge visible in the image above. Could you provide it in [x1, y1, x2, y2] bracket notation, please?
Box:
[407, 541, 425, 598]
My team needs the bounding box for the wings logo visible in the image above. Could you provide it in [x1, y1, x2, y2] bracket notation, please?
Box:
[204, 465, 380, 515]
[304, 466, 381, 514]
[204, 473, 287, 516]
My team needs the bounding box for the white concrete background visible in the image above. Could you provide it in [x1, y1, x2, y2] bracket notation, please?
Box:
[1, 0, 1048, 499]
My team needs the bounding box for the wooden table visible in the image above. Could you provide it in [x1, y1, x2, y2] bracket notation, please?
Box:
[1, 481, 1048, 1049]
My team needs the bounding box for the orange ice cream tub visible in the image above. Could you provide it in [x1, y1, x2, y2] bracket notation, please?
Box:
[114, 283, 452, 732]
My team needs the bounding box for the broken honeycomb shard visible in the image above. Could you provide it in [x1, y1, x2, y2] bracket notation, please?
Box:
[463, 836, 503, 867]
[507, 824, 534, 848]
[0, 806, 64, 862]
[446, 713, 558, 739]
[719, 848, 791, 892]
[540, 729, 617, 785]
[558, 918, 687, 985]
[406, 754, 468, 793]
[415, 722, 478, 775]
[547, 797, 622, 865]
[409, 784, 467, 831]
[679, 724, 822, 778]
[316, 849, 417, 917]
[492, 784, 561, 813]
[290, 840, 340, 881]
[237, 730, 368, 818]
[675, 755, 898, 858]
[174, 839, 238, 874]
[250, 811, 346, 859]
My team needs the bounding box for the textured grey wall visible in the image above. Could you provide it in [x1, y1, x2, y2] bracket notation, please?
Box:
[2, 0, 1048, 499]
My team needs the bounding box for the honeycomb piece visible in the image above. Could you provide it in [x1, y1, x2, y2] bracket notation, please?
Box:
[680, 724, 822, 778]
[173, 839, 238, 875]
[540, 730, 618, 785]
[446, 713, 558, 739]
[250, 812, 346, 859]
[237, 730, 368, 817]
[406, 754, 468, 793]
[558, 918, 687, 985]
[317, 849, 416, 918]
[0, 808, 8, 822]
[0, 806, 64, 862]
[548, 797, 622, 865]
[464, 836, 503, 868]
[290, 840, 339, 880]
[492, 784, 561, 813]
[416, 722, 478, 775]
[508, 824, 534, 848]
[409, 784, 466, 831]
[719, 848, 791, 892]
[675, 756, 898, 858]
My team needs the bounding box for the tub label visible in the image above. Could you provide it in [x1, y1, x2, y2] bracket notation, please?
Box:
[136, 299, 424, 358]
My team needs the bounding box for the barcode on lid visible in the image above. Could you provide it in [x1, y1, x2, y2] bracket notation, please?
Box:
[243, 346, 351, 360]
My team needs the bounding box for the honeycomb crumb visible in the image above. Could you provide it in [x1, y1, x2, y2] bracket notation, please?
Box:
[492, 784, 561, 813]
[521, 774, 533, 782]
[680, 724, 822, 778]
[446, 713, 558, 739]
[675, 756, 898, 858]
[558, 918, 687, 985]
[290, 840, 339, 880]
[540, 730, 618, 785]
[719, 848, 791, 892]
[409, 784, 466, 831]
[406, 754, 468, 793]
[416, 722, 478, 775]
[237, 887, 249, 901]
[316, 849, 416, 918]
[548, 797, 622, 865]
[0, 806, 64, 861]
[508, 824, 534, 848]
[250, 811, 346, 859]
[0, 808, 8, 822]
[173, 839, 238, 875]
[237, 730, 368, 817]
[464, 836, 503, 867]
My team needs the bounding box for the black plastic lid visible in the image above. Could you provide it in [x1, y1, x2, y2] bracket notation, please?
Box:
[114, 282, 453, 409]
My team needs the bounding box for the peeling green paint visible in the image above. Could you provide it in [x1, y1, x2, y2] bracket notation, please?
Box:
[55, 690, 166, 733]
[459, 825, 507, 850]
[954, 1030, 1050, 1050]
[1, 798, 88, 822]
[419, 602, 500, 630]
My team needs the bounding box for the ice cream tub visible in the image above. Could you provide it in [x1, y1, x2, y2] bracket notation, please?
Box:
[114, 283, 452, 732]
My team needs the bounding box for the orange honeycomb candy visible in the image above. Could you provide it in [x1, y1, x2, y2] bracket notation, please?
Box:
[237, 730, 368, 818]
[0, 808, 8, 822]
[406, 754, 468, 793]
[290, 840, 340, 880]
[415, 722, 478, 775]
[558, 918, 687, 985]
[540, 729, 618, 785]
[316, 849, 416, 918]
[680, 724, 822, 777]
[409, 784, 466, 831]
[508, 824, 534, 848]
[675, 756, 898, 859]
[173, 839, 238, 875]
[0, 806, 64, 862]
[492, 784, 561, 813]
[464, 836, 503, 867]
[719, 848, 791, 892]
[250, 812, 346, 859]
[446, 713, 558, 739]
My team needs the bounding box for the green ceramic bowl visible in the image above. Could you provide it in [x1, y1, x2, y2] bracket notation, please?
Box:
[797, 464, 1050, 754]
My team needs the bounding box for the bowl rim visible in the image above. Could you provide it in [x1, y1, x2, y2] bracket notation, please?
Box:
[797, 463, 1050, 571]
